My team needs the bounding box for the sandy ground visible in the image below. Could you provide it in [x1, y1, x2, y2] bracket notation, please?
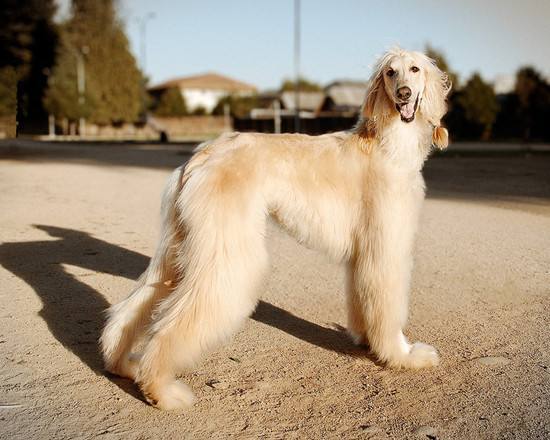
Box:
[0, 140, 548, 439]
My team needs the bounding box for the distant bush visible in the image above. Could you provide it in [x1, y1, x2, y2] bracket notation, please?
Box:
[191, 106, 207, 116]
[153, 88, 188, 117]
[213, 95, 258, 118]
[280, 77, 322, 92]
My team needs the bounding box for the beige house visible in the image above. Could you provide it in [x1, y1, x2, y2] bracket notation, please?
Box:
[148, 72, 257, 113]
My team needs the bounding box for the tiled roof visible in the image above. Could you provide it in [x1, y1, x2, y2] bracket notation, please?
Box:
[325, 80, 367, 107]
[149, 72, 257, 92]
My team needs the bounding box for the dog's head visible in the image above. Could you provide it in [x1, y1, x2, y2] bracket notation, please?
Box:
[360, 48, 451, 148]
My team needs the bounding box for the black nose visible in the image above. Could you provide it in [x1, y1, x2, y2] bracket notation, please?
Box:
[396, 86, 411, 101]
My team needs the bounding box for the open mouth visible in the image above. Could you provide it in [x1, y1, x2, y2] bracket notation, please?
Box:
[395, 95, 419, 123]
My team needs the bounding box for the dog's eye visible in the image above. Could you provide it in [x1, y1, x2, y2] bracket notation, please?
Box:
[410, 66, 420, 73]
[386, 69, 395, 77]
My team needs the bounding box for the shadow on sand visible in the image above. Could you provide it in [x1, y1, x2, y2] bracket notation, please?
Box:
[0, 225, 149, 399]
[0, 225, 367, 400]
[251, 302, 365, 357]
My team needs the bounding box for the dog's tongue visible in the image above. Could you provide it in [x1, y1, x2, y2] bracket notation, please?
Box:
[400, 102, 415, 119]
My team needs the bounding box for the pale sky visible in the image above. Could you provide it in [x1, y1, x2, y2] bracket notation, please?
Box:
[57, 0, 550, 90]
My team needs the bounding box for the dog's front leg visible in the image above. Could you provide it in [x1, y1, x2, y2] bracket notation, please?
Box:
[345, 264, 368, 346]
[348, 207, 439, 369]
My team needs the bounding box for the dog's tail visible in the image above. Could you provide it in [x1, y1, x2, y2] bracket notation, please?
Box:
[100, 165, 184, 377]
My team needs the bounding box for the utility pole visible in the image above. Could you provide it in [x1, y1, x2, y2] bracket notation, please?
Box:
[44, 67, 55, 138]
[274, 99, 281, 134]
[294, 0, 301, 133]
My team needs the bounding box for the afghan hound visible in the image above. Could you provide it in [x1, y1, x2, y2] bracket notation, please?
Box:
[101, 48, 451, 410]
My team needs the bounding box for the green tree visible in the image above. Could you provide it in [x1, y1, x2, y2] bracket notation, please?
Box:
[43, 35, 94, 121]
[44, 0, 143, 124]
[0, 66, 18, 137]
[0, 0, 58, 132]
[451, 73, 499, 140]
[425, 45, 459, 91]
[154, 88, 188, 117]
[515, 67, 550, 141]
[0, 67, 18, 117]
[191, 106, 207, 116]
[280, 77, 322, 92]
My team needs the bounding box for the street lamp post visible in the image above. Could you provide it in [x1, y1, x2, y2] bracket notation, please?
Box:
[76, 45, 89, 137]
[139, 12, 155, 72]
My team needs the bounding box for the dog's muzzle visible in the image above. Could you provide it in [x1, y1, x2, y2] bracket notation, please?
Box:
[395, 95, 419, 123]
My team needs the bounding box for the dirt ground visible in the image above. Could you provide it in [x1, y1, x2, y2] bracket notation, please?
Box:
[0, 140, 548, 439]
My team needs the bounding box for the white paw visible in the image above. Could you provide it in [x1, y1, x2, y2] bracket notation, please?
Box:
[143, 380, 196, 411]
[106, 354, 141, 380]
[405, 342, 440, 369]
[384, 342, 439, 369]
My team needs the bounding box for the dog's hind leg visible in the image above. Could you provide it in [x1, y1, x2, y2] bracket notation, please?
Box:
[100, 167, 183, 379]
[136, 186, 269, 410]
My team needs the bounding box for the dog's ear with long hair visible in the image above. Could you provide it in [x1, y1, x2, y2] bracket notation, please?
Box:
[359, 56, 393, 140]
[419, 54, 451, 149]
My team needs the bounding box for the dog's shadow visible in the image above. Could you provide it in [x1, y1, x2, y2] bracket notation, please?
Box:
[0, 225, 149, 398]
[251, 302, 366, 356]
[0, 225, 370, 400]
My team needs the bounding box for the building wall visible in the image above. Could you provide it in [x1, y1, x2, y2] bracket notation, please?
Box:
[152, 115, 229, 139]
[181, 89, 227, 112]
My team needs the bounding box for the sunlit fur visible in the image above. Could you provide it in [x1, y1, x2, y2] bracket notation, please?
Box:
[100, 48, 450, 410]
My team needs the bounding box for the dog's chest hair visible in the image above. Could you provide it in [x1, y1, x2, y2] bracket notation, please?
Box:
[377, 120, 432, 170]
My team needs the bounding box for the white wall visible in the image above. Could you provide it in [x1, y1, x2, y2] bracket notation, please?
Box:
[181, 89, 227, 113]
